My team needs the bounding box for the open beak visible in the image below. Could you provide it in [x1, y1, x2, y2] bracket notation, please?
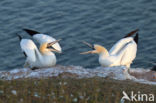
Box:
[50, 48, 62, 53]
[47, 39, 62, 53]
[80, 41, 97, 54]
[80, 50, 98, 54]
[82, 41, 94, 49]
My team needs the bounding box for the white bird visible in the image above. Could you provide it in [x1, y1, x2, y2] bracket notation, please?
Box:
[18, 29, 62, 70]
[81, 29, 139, 68]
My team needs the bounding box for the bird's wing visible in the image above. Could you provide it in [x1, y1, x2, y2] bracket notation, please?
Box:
[33, 34, 62, 52]
[109, 29, 138, 55]
[117, 41, 137, 65]
[20, 39, 37, 62]
[109, 37, 134, 55]
[23, 29, 62, 52]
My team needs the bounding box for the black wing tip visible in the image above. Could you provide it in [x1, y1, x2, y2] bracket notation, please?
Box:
[134, 33, 139, 44]
[17, 34, 22, 41]
[151, 65, 156, 71]
[124, 29, 139, 38]
[23, 28, 40, 36]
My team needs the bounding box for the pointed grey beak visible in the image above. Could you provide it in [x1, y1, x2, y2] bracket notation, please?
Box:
[47, 39, 61, 47]
[47, 39, 62, 53]
[82, 41, 94, 49]
[80, 41, 96, 54]
[50, 48, 62, 53]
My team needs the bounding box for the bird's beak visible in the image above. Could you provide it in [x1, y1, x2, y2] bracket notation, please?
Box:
[80, 50, 98, 54]
[80, 41, 98, 54]
[48, 39, 61, 46]
[50, 48, 62, 53]
[47, 39, 62, 53]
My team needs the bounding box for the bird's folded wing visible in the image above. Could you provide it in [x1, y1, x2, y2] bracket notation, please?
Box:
[20, 39, 37, 62]
[33, 34, 62, 52]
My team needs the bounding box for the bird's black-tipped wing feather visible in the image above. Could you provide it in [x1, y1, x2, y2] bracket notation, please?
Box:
[124, 29, 139, 38]
[134, 33, 139, 44]
[23, 29, 40, 36]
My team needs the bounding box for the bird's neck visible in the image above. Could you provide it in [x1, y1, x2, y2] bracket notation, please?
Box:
[37, 48, 55, 61]
[99, 49, 109, 57]
[39, 43, 54, 55]
[40, 44, 48, 54]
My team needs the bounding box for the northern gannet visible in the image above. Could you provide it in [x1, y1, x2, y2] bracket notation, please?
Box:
[18, 29, 62, 70]
[81, 29, 139, 68]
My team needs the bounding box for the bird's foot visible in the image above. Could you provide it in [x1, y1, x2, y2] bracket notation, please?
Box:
[24, 62, 29, 68]
[123, 68, 136, 80]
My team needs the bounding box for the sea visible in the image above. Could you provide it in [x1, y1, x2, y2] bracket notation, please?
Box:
[0, 0, 156, 70]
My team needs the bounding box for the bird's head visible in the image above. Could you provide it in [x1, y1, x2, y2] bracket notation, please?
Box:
[40, 39, 62, 54]
[80, 41, 109, 55]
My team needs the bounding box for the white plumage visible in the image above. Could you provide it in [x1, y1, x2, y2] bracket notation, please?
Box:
[81, 29, 139, 68]
[20, 39, 37, 63]
[18, 29, 62, 69]
[33, 34, 62, 52]
[99, 37, 137, 68]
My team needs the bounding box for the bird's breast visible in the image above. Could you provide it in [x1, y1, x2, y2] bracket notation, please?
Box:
[99, 56, 113, 67]
[99, 55, 121, 67]
[40, 53, 56, 67]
